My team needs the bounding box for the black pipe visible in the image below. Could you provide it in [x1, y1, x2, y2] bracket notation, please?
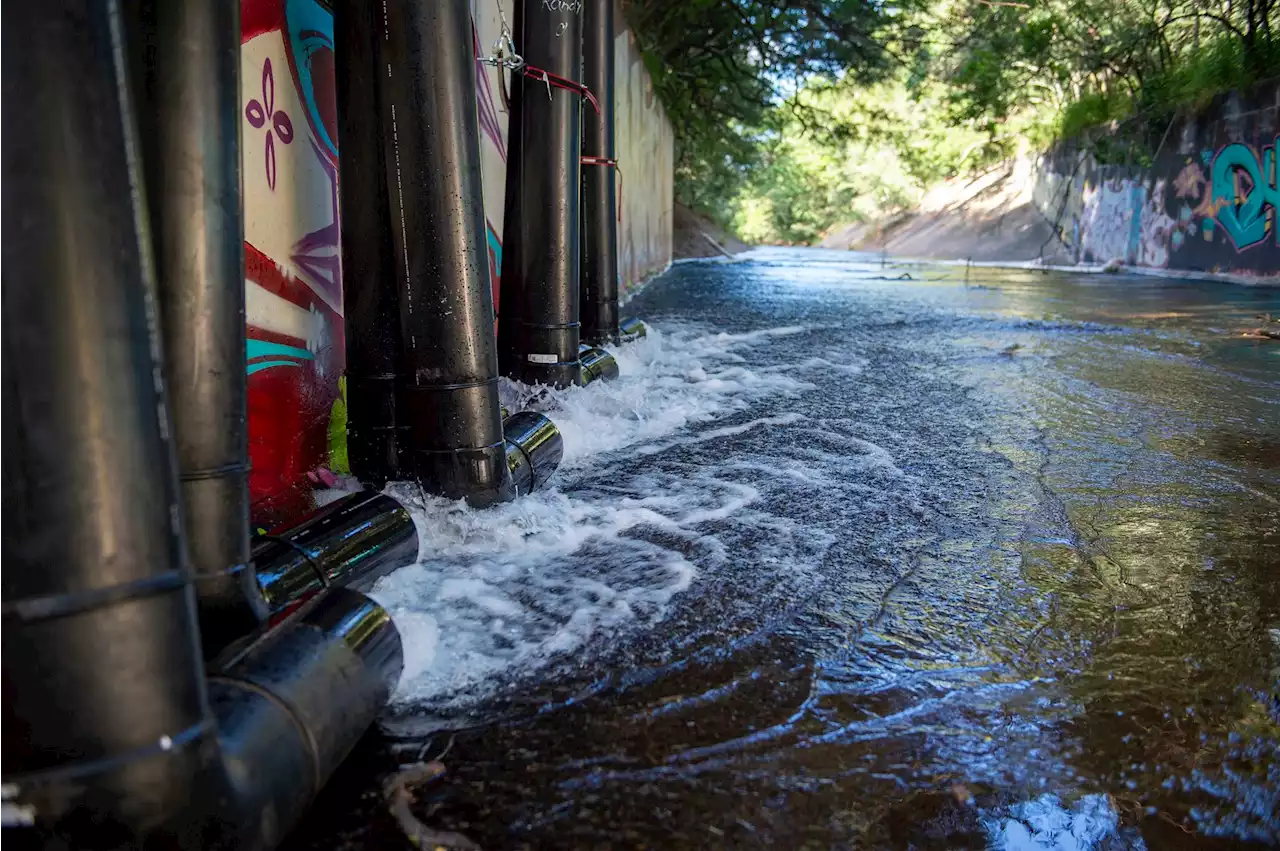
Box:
[2, 0, 216, 833]
[377, 0, 514, 507]
[503, 411, 566, 495]
[579, 343, 619, 385]
[253, 491, 418, 610]
[619, 316, 648, 342]
[3, 6, 401, 844]
[499, 0, 585, 388]
[580, 0, 620, 345]
[205, 587, 402, 849]
[336, 0, 402, 488]
[127, 0, 267, 657]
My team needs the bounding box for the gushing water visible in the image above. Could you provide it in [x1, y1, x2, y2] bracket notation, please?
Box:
[286, 252, 1279, 850]
[371, 324, 819, 708]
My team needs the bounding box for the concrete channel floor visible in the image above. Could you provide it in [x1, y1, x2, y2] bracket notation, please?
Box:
[287, 248, 1280, 850]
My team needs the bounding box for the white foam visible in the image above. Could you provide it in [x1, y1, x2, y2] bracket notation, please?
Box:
[371, 323, 817, 708]
[982, 794, 1143, 851]
[498, 324, 815, 466]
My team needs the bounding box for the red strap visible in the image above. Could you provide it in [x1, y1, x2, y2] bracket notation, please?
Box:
[520, 64, 600, 114]
[580, 156, 622, 223]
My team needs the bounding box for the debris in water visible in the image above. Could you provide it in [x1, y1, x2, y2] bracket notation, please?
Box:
[384, 761, 481, 851]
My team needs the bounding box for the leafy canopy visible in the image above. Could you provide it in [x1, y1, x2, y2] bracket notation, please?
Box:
[624, 0, 1280, 242]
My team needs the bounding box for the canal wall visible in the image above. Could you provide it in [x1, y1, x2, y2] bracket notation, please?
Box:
[239, 0, 674, 523]
[1032, 84, 1280, 280]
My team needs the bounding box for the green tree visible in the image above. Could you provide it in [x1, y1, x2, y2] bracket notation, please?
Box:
[626, 0, 1280, 242]
[624, 0, 924, 219]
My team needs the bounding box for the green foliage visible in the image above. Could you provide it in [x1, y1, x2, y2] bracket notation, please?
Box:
[725, 75, 992, 243]
[1058, 92, 1132, 140]
[624, 0, 925, 221]
[1141, 33, 1280, 113]
[625, 0, 1280, 244]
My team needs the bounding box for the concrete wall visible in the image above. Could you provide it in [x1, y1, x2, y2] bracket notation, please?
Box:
[1032, 85, 1279, 280]
[613, 16, 675, 297]
[239, 0, 673, 524]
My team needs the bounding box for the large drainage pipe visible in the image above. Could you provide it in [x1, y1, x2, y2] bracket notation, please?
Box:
[499, 0, 585, 388]
[374, 0, 514, 506]
[580, 0, 620, 346]
[620, 316, 648, 341]
[337, 0, 402, 489]
[2, 5, 399, 845]
[128, 0, 267, 658]
[3, 0, 213, 833]
[253, 491, 418, 610]
[249, 415, 568, 608]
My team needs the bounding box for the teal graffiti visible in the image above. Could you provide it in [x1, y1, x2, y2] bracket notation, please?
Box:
[1211, 137, 1278, 249]
[486, 221, 502, 276]
[284, 0, 338, 159]
[247, 339, 313, 375]
[1127, 182, 1144, 264]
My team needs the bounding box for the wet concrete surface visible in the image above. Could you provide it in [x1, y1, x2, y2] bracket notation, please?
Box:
[288, 249, 1279, 849]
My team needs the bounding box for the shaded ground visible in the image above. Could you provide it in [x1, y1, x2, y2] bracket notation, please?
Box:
[673, 202, 750, 259]
[821, 159, 1073, 264]
[288, 249, 1278, 850]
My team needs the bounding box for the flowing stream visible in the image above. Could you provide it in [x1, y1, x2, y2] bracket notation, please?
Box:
[290, 249, 1280, 850]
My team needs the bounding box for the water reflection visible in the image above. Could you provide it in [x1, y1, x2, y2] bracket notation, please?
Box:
[287, 250, 1278, 850]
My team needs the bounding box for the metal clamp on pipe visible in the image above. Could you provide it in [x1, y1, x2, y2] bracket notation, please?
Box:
[253, 491, 418, 612]
[503, 411, 564, 496]
[579, 343, 620, 385]
[619, 317, 648, 342]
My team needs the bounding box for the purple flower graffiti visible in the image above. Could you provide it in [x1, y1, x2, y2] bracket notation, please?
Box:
[245, 58, 294, 191]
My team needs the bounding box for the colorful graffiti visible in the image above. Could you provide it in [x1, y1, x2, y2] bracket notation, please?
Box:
[1079, 179, 1137, 263]
[1063, 176, 1176, 267]
[1210, 137, 1277, 250]
[241, 0, 514, 525]
[244, 58, 294, 191]
[241, 0, 673, 527]
[1033, 88, 1279, 278]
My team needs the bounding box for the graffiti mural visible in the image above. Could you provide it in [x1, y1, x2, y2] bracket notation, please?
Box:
[240, 0, 523, 525]
[241, 0, 341, 525]
[242, 0, 674, 527]
[1033, 86, 1279, 278]
[1079, 178, 1137, 263]
[615, 25, 674, 297]
[1210, 138, 1278, 250]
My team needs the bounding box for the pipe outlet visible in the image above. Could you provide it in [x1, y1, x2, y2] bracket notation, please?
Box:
[579, 343, 620, 385]
[503, 411, 565, 496]
[252, 491, 419, 611]
[619, 317, 648, 342]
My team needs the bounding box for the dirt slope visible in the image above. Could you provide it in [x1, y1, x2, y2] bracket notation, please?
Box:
[673, 203, 750, 259]
[821, 157, 1072, 264]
